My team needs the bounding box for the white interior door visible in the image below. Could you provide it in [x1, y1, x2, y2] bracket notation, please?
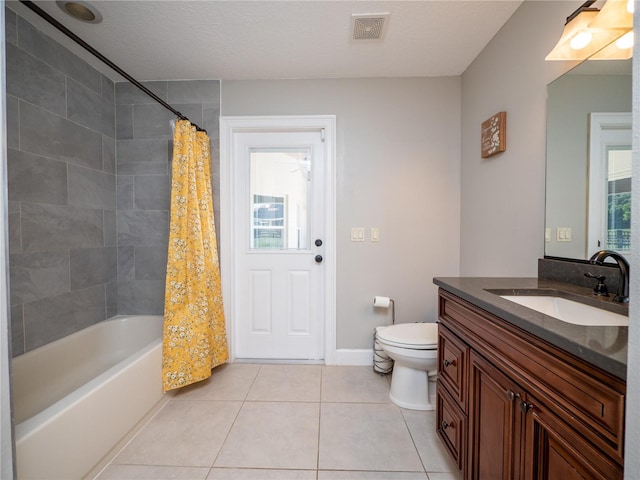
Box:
[225, 122, 332, 360]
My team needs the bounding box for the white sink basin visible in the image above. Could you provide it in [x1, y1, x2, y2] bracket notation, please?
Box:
[500, 295, 628, 326]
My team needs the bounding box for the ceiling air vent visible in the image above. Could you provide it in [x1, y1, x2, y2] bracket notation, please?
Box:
[351, 13, 390, 41]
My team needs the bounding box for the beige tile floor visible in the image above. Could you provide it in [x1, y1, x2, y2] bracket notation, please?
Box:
[95, 364, 462, 480]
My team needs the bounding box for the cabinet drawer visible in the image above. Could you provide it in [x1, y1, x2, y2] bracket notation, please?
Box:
[438, 325, 469, 412]
[437, 381, 467, 475]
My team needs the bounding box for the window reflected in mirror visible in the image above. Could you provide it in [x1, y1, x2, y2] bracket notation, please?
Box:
[605, 147, 631, 252]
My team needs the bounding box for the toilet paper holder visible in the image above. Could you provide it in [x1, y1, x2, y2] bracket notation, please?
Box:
[373, 296, 395, 325]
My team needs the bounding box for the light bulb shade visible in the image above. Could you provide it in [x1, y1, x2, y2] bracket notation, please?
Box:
[546, 9, 600, 60]
[617, 30, 635, 49]
[570, 31, 593, 50]
[546, 0, 633, 61]
[588, 0, 633, 30]
[590, 31, 634, 59]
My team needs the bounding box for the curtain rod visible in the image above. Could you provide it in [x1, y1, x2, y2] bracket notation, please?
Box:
[19, 0, 207, 133]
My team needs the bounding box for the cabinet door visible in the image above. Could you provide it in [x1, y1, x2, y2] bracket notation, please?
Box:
[468, 351, 523, 480]
[521, 394, 623, 480]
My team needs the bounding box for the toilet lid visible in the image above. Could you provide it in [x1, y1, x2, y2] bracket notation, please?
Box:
[377, 322, 438, 348]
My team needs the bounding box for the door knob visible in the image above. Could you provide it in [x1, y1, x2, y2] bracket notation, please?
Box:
[315, 255, 323, 263]
[315, 239, 323, 247]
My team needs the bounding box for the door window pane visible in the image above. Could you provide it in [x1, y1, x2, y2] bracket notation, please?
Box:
[606, 147, 632, 253]
[250, 148, 311, 250]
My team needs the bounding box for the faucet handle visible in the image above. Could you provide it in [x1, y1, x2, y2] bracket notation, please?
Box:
[584, 272, 609, 297]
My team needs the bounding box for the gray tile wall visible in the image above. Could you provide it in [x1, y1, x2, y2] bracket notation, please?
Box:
[5, 7, 221, 355]
[6, 7, 117, 355]
[115, 79, 220, 315]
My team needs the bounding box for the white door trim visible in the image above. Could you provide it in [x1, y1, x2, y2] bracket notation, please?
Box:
[220, 115, 337, 365]
[587, 112, 632, 254]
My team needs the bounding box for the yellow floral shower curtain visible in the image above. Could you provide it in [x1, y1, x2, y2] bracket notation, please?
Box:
[162, 120, 228, 392]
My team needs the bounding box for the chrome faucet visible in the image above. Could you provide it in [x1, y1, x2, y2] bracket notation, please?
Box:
[589, 250, 629, 303]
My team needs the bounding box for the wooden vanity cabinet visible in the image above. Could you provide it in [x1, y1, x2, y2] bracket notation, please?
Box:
[436, 289, 625, 480]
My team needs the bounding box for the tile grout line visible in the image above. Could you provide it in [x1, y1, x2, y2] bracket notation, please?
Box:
[399, 407, 429, 476]
[206, 363, 264, 474]
[316, 366, 324, 478]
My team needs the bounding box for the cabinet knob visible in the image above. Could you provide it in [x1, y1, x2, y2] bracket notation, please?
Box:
[519, 400, 533, 414]
[441, 420, 454, 430]
[506, 390, 520, 402]
[443, 359, 456, 368]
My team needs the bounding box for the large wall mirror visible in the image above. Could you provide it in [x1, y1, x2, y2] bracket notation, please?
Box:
[545, 59, 632, 260]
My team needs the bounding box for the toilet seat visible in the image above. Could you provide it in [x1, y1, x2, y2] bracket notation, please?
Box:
[377, 323, 438, 350]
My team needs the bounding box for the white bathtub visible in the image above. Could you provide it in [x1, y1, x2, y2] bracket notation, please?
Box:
[13, 315, 165, 480]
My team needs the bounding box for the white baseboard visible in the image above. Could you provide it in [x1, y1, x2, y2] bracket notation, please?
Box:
[334, 349, 373, 366]
[230, 349, 374, 366]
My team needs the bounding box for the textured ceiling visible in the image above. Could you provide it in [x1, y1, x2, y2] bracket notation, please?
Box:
[9, 1, 524, 81]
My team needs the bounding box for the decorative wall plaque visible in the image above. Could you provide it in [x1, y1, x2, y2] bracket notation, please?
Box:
[481, 111, 506, 158]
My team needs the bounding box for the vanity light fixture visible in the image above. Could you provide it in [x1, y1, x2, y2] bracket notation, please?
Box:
[546, 0, 633, 61]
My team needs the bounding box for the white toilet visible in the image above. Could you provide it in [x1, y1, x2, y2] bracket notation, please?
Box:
[376, 322, 439, 410]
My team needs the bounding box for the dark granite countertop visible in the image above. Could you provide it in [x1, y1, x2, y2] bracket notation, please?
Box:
[433, 277, 628, 380]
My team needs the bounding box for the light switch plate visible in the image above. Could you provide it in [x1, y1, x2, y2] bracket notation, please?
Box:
[351, 227, 365, 241]
[371, 227, 379, 242]
[557, 227, 572, 242]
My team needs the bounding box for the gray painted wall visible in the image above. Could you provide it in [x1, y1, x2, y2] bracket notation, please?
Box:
[221, 77, 461, 350]
[460, 1, 581, 276]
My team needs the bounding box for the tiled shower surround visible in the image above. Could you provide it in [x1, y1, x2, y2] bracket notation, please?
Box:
[115, 80, 220, 317]
[5, 6, 221, 356]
